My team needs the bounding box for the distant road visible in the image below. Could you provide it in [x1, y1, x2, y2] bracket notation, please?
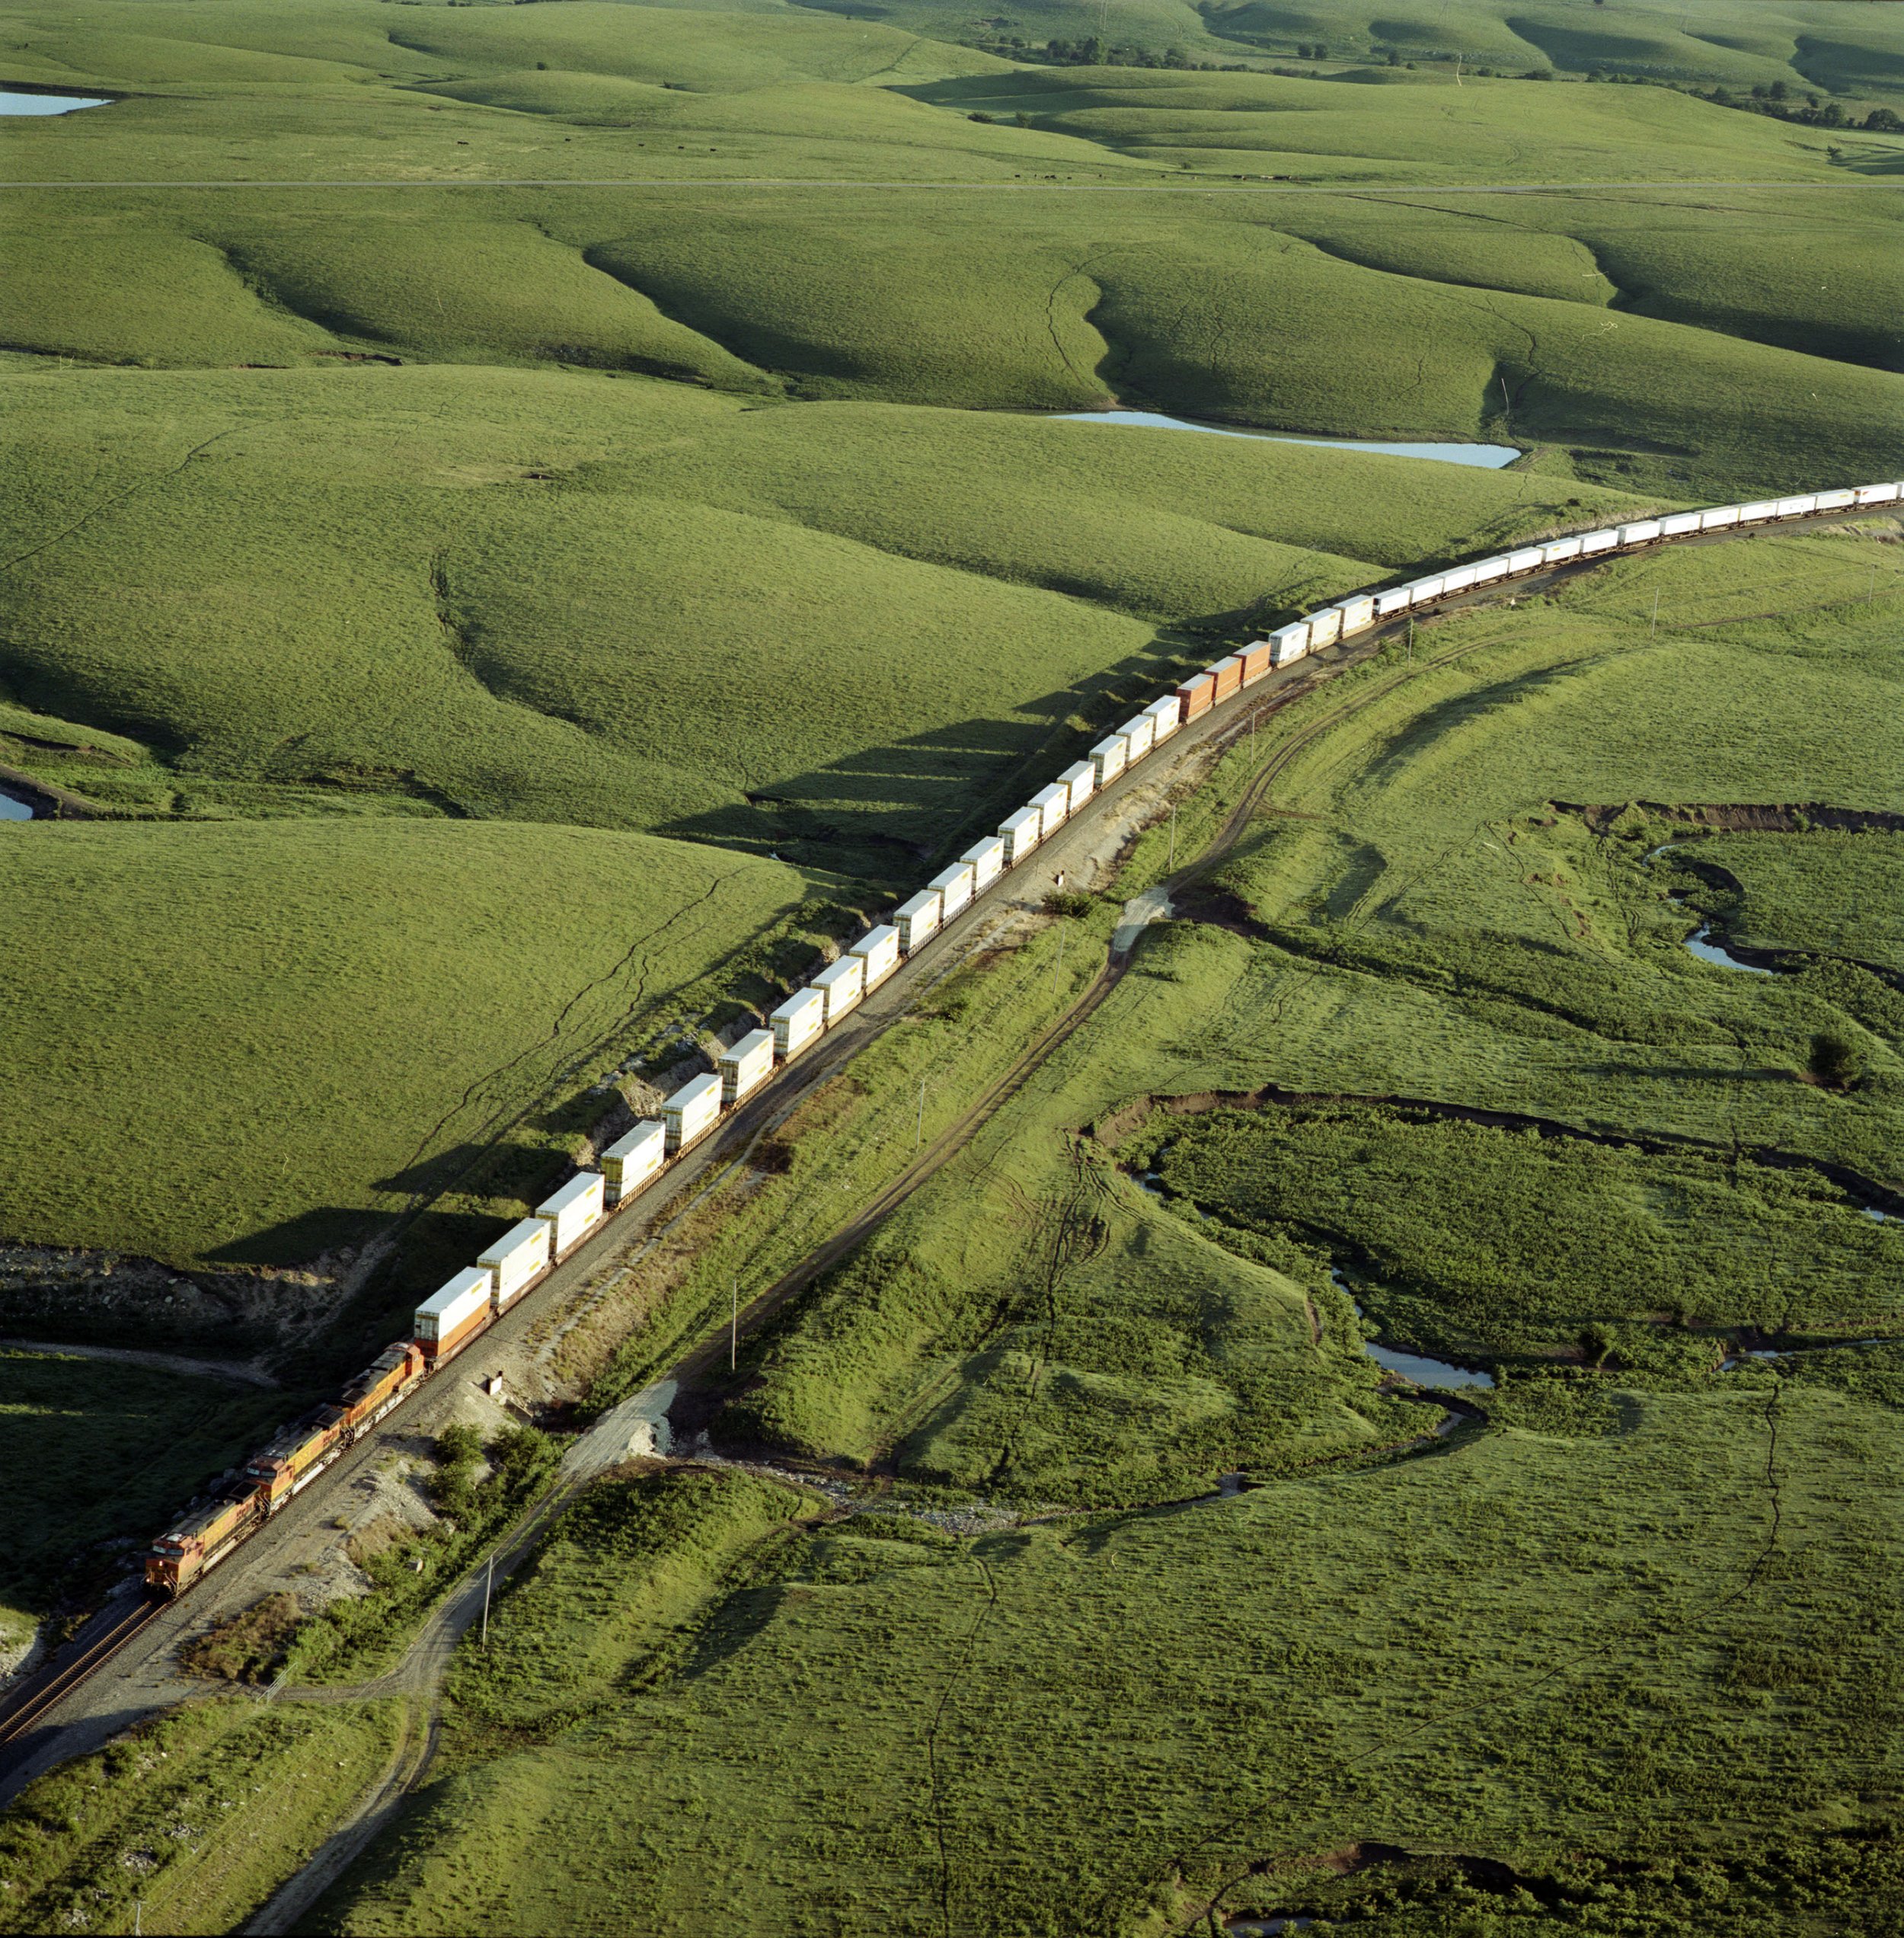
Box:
[6, 175, 1897, 193]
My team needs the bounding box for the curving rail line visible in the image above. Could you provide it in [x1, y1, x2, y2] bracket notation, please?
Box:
[2, 486, 1896, 1773]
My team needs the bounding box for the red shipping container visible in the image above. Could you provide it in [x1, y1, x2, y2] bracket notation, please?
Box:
[1238, 642, 1273, 686]
[1177, 673, 1216, 721]
[1207, 657, 1243, 702]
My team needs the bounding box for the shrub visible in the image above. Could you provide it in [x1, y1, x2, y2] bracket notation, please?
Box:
[1808, 1031, 1865, 1092]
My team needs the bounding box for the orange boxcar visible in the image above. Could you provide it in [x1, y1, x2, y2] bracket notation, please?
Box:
[1176, 673, 1216, 721]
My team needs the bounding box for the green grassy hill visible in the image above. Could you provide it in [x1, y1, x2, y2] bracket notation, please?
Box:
[0, 363, 1639, 868]
[0, 818, 803, 1266]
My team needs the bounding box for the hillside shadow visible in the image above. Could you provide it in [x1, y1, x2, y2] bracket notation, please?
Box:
[206, 1207, 385, 1268]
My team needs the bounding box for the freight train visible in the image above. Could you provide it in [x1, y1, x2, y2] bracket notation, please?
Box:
[143, 480, 1899, 1598]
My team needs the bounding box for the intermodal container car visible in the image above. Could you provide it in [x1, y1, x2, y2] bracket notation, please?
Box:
[894, 890, 942, 955]
[1176, 673, 1216, 722]
[1337, 594, 1377, 633]
[1236, 640, 1273, 683]
[1121, 712, 1157, 760]
[1374, 587, 1412, 619]
[929, 862, 976, 921]
[1089, 735, 1128, 789]
[1813, 488, 1855, 513]
[1059, 760, 1095, 811]
[602, 1120, 666, 1203]
[665, 1073, 723, 1156]
[1506, 547, 1545, 574]
[960, 837, 1005, 893]
[1855, 483, 1899, 507]
[481, 1223, 551, 1311]
[850, 925, 901, 990]
[1580, 529, 1619, 555]
[1617, 520, 1663, 546]
[418, 1265, 497, 1359]
[1738, 500, 1778, 524]
[999, 806, 1041, 865]
[813, 953, 865, 1025]
[1699, 505, 1739, 531]
[1540, 538, 1581, 567]
[719, 1030, 775, 1106]
[1267, 622, 1308, 666]
[1206, 657, 1242, 703]
[1302, 611, 1340, 653]
[537, 1172, 605, 1258]
[1031, 782, 1070, 836]
[772, 987, 826, 1062]
[1143, 696, 1181, 743]
[1660, 512, 1701, 538]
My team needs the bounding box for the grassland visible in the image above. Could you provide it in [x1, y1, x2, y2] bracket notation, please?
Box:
[0, 1695, 403, 1936]
[299, 527, 1904, 1932]
[0, 817, 805, 1268]
[1688, 828, 1904, 972]
[0, 1345, 286, 1629]
[0, 363, 1638, 865]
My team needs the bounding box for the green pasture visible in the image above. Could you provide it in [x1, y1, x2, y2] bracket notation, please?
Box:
[0, 363, 1634, 865]
[1140, 1104, 1904, 1370]
[0, 817, 803, 1267]
[297, 526, 1904, 1933]
[0, 1696, 402, 1936]
[322, 1383, 1904, 1936]
[0, 1346, 285, 1617]
[1689, 828, 1904, 972]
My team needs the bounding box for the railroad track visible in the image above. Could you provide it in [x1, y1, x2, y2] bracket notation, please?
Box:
[0, 1599, 162, 1751]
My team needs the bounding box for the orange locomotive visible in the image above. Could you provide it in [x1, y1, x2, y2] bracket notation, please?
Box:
[145, 1341, 426, 1597]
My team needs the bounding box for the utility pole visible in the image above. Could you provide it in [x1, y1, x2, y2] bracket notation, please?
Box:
[481, 1553, 492, 1647]
[730, 1277, 738, 1370]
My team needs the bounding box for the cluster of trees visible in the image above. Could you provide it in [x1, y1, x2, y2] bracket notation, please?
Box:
[1588, 68, 1903, 130]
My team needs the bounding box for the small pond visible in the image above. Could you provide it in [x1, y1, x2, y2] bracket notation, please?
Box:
[1052, 409, 1520, 469]
[0, 790, 37, 822]
[0, 90, 109, 115]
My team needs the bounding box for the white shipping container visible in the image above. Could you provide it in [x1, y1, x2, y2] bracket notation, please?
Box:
[1618, 520, 1663, 545]
[1144, 696, 1181, 741]
[1374, 587, 1412, 618]
[1854, 483, 1899, 507]
[1470, 557, 1509, 584]
[1090, 735, 1129, 788]
[961, 836, 1005, 891]
[1506, 547, 1545, 574]
[1032, 782, 1070, 835]
[999, 806, 1041, 865]
[1059, 760, 1095, 811]
[1775, 494, 1817, 518]
[480, 1217, 552, 1308]
[416, 1266, 493, 1345]
[1440, 564, 1478, 595]
[1660, 512, 1701, 537]
[772, 987, 826, 1061]
[1337, 593, 1378, 632]
[894, 890, 942, 955]
[1308, 607, 1344, 647]
[537, 1172, 605, 1258]
[600, 1120, 665, 1203]
[1813, 488, 1855, 513]
[929, 862, 976, 919]
[1699, 505, 1741, 530]
[1541, 538, 1582, 565]
[1580, 529, 1619, 554]
[1737, 500, 1778, 523]
[1268, 622, 1309, 665]
[664, 1073, 722, 1155]
[1408, 576, 1446, 606]
[851, 925, 901, 988]
[720, 1029, 775, 1106]
[813, 953, 864, 1025]
[1120, 713, 1156, 760]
